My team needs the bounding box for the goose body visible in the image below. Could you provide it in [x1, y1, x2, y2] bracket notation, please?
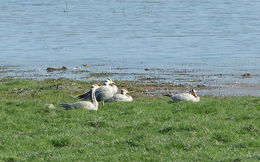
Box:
[60, 85, 99, 110]
[107, 78, 118, 94]
[78, 79, 115, 102]
[109, 89, 133, 102]
[95, 83, 114, 101]
[60, 101, 98, 110]
[165, 89, 200, 102]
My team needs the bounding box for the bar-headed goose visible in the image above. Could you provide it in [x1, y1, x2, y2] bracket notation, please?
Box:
[109, 89, 133, 102]
[165, 89, 200, 102]
[60, 84, 100, 110]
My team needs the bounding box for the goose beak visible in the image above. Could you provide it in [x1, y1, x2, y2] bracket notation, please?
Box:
[110, 81, 115, 85]
[106, 78, 115, 84]
[92, 84, 100, 88]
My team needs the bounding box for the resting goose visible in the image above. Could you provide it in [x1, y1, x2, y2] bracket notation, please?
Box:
[60, 84, 100, 110]
[107, 78, 118, 94]
[165, 89, 200, 102]
[109, 89, 133, 102]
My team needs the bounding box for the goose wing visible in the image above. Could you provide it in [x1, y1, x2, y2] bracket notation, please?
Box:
[77, 90, 92, 100]
[95, 86, 114, 101]
[78, 86, 113, 101]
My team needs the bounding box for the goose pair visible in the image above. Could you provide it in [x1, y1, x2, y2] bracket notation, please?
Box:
[165, 89, 200, 102]
[78, 78, 117, 103]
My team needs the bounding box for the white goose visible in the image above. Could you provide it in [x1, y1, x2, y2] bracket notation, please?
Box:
[107, 78, 118, 94]
[165, 89, 200, 102]
[78, 79, 115, 103]
[60, 84, 100, 110]
[109, 89, 133, 102]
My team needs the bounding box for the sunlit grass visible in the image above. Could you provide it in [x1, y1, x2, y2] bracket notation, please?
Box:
[0, 79, 259, 161]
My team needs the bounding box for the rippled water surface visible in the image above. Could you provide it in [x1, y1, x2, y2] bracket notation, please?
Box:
[1, 0, 260, 95]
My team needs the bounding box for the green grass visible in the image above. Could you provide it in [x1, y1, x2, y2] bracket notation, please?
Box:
[0, 79, 259, 161]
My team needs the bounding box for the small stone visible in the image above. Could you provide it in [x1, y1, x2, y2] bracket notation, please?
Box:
[45, 104, 55, 109]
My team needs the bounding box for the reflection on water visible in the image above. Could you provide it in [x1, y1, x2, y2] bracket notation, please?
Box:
[0, 0, 260, 95]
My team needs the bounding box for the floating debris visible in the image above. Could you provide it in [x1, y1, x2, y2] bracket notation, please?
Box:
[0, 69, 16, 73]
[144, 68, 169, 72]
[70, 70, 90, 74]
[242, 73, 252, 78]
[196, 84, 207, 89]
[111, 67, 129, 70]
[46, 66, 67, 72]
[83, 64, 92, 68]
[138, 77, 166, 81]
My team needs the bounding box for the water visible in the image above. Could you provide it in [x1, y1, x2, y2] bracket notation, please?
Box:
[0, 0, 260, 95]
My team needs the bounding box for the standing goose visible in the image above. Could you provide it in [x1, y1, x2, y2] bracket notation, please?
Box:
[60, 84, 100, 110]
[108, 89, 133, 102]
[78, 79, 115, 103]
[165, 89, 200, 102]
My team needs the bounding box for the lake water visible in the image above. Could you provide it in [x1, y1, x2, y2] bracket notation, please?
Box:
[0, 0, 260, 95]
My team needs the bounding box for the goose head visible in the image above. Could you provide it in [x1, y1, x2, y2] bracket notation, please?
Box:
[104, 79, 111, 86]
[164, 91, 173, 97]
[105, 78, 115, 86]
[91, 84, 100, 90]
[121, 89, 129, 95]
[107, 78, 113, 82]
[190, 89, 198, 98]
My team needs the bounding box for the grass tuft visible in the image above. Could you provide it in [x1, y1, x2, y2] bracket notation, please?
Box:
[212, 132, 233, 143]
[50, 137, 71, 148]
[166, 140, 191, 151]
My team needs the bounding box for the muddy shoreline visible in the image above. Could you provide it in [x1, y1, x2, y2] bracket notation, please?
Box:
[0, 64, 259, 96]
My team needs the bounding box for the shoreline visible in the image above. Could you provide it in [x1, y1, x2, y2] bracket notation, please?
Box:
[0, 76, 259, 97]
[1, 64, 260, 96]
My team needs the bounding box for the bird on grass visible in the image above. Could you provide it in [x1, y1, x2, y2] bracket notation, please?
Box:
[164, 89, 200, 102]
[108, 89, 133, 102]
[60, 84, 100, 110]
[77, 79, 117, 104]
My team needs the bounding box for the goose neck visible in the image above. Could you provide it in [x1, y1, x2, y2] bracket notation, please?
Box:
[91, 88, 98, 108]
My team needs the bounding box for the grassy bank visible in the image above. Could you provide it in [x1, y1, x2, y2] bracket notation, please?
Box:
[0, 79, 259, 161]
